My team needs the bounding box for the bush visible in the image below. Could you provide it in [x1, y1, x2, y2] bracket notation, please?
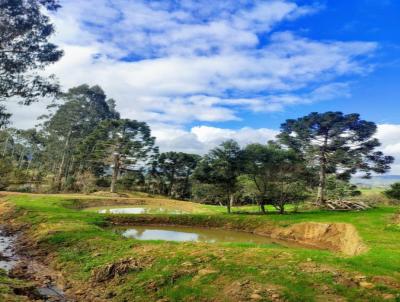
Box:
[384, 183, 400, 200]
[326, 176, 361, 200]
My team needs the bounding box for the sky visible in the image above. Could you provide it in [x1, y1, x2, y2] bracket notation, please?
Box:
[7, 0, 400, 173]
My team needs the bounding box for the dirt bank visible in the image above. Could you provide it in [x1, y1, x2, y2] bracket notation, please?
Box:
[267, 222, 367, 256]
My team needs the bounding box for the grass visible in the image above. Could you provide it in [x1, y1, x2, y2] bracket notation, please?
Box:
[1, 192, 399, 302]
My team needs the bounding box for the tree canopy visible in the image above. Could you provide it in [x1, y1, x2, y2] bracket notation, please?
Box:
[278, 111, 394, 204]
[0, 0, 63, 104]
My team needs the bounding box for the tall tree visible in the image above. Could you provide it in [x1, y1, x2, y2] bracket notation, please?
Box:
[0, 0, 63, 123]
[193, 140, 243, 213]
[86, 119, 156, 193]
[278, 112, 394, 205]
[42, 85, 117, 190]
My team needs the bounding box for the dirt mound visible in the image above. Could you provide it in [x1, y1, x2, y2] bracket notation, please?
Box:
[269, 222, 367, 256]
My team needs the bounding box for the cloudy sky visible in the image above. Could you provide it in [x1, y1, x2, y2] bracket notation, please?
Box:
[7, 0, 400, 173]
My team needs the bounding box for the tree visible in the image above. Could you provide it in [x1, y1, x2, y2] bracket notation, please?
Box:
[325, 175, 361, 201]
[86, 119, 156, 193]
[278, 112, 394, 205]
[384, 183, 400, 200]
[243, 142, 309, 214]
[0, 0, 63, 104]
[0, 105, 11, 129]
[42, 85, 117, 190]
[151, 152, 200, 198]
[193, 140, 244, 213]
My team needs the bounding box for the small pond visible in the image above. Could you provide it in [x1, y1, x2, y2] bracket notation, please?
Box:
[86, 206, 188, 215]
[115, 225, 288, 246]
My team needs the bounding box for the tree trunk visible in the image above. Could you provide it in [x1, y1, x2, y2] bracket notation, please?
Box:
[110, 153, 120, 193]
[227, 193, 234, 214]
[278, 203, 285, 214]
[316, 161, 326, 205]
[260, 201, 266, 214]
[2, 135, 9, 156]
[316, 136, 328, 205]
[55, 130, 72, 192]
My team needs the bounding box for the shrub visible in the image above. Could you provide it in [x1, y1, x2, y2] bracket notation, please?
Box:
[384, 183, 400, 200]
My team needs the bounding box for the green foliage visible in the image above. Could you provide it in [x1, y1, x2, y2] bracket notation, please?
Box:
[0, 0, 63, 107]
[150, 152, 200, 199]
[193, 140, 244, 212]
[325, 176, 361, 200]
[0, 158, 12, 189]
[384, 182, 400, 200]
[242, 142, 311, 213]
[278, 111, 394, 203]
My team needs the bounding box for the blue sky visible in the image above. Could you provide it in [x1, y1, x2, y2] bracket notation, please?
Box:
[195, 0, 400, 130]
[8, 0, 400, 172]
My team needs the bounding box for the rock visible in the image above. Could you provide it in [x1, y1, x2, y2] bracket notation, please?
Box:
[359, 281, 374, 289]
[354, 275, 367, 281]
[250, 293, 262, 300]
[197, 268, 219, 276]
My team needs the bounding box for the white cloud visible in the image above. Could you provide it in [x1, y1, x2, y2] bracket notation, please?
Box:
[376, 124, 400, 174]
[7, 0, 374, 126]
[153, 125, 279, 154]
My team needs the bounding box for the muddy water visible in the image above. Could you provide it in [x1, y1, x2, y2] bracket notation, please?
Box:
[87, 206, 188, 215]
[117, 225, 285, 245]
[0, 229, 18, 272]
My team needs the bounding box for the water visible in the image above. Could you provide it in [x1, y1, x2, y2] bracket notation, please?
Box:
[0, 229, 18, 272]
[88, 206, 188, 215]
[117, 225, 284, 245]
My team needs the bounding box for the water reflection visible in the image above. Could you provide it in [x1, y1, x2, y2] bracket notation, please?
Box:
[118, 225, 279, 245]
[93, 207, 188, 215]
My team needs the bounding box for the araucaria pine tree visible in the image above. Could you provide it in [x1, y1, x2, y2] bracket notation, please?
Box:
[278, 112, 394, 205]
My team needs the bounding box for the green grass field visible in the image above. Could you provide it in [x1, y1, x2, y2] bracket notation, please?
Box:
[1, 192, 399, 302]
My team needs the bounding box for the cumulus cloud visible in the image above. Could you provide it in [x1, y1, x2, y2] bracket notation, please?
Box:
[5, 0, 374, 126]
[153, 125, 279, 154]
[376, 124, 400, 174]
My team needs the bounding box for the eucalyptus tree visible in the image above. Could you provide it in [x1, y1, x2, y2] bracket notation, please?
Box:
[0, 0, 63, 123]
[193, 140, 244, 213]
[278, 112, 394, 205]
[42, 85, 117, 190]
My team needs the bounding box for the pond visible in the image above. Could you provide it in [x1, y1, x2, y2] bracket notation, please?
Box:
[86, 206, 188, 215]
[115, 225, 289, 246]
